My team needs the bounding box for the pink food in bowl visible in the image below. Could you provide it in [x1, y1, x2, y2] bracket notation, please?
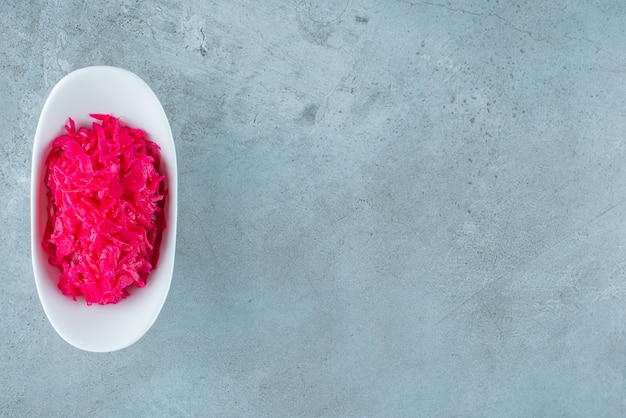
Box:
[43, 114, 166, 305]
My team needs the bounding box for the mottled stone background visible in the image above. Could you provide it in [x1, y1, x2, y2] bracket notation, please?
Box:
[3, 0, 626, 415]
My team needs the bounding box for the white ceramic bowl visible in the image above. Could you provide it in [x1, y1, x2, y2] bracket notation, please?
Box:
[30, 66, 177, 352]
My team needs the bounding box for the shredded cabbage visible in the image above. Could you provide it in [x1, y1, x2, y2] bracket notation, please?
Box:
[43, 114, 166, 305]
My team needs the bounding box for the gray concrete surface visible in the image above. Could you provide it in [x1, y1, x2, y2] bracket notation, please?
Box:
[2, 0, 626, 415]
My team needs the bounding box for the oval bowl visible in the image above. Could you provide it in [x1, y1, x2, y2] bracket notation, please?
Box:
[30, 66, 177, 352]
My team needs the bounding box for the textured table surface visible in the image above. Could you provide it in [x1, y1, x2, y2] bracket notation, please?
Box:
[3, 1, 626, 416]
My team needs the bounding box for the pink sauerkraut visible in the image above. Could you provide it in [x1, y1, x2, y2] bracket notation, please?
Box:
[43, 114, 166, 305]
